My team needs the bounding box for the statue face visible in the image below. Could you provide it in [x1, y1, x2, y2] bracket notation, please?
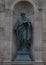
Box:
[21, 13, 25, 17]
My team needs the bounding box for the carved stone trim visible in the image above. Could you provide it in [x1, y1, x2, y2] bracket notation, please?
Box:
[5, 9, 12, 17]
[0, 27, 4, 32]
[0, 3, 5, 12]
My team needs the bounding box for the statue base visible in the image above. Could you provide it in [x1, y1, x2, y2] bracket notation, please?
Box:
[15, 48, 31, 61]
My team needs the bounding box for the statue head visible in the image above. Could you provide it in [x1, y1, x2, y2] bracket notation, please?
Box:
[21, 12, 25, 18]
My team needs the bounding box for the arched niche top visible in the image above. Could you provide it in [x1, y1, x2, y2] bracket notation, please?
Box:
[10, 0, 38, 12]
[13, 1, 34, 16]
[14, 1, 33, 9]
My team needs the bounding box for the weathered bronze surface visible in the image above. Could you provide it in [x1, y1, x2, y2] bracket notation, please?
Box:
[12, 13, 34, 61]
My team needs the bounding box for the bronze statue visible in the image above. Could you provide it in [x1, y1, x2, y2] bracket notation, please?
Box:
[12, 12, 34, 61]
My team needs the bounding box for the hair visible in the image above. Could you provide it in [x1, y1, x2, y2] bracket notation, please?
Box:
[21, 12, 25, 16]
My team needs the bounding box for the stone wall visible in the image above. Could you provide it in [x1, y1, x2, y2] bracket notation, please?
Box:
[0, 0, 46, 65]
[42, 0, 46, 62]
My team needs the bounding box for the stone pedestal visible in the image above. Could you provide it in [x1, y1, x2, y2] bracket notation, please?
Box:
[12, 48, 32, 61]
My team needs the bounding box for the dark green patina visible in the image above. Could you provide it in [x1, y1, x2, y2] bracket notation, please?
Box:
[12, 13, 34, 61]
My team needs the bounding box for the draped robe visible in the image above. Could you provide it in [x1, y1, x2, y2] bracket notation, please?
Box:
[13, 17, 33, 50]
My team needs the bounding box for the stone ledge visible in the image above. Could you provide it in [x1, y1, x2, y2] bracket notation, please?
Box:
[1, 61, 44, 65]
